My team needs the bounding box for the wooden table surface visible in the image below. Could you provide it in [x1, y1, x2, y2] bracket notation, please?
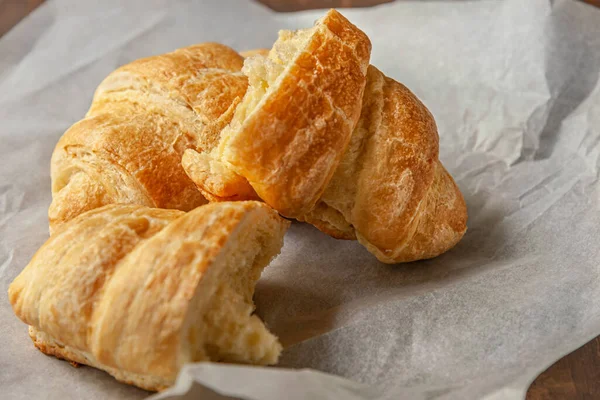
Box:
[2, 0, 599, 398]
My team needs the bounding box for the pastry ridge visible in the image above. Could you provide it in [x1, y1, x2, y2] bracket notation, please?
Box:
[183, 9, 372, 217]
[304, 65, 467, 263]
[9, 202, 289, 391]
[49, 43, 249, 233]
[183, 12, 467, 263]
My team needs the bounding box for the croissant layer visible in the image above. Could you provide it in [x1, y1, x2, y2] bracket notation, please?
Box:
[49, 43, 249, 233]
[183, 12, 467, 263]
[9, 202, 289, 391]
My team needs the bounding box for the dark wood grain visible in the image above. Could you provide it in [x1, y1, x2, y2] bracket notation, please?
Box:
[527, 337, 600, 400]
[0, 0, 44, 37]
[1, 0, 600, 399]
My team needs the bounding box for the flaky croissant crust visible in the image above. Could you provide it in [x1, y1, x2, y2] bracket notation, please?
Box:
[183, 11, 467, 263]
[301, 66, 467, 263]
[10, 202, 289, 391]
[183, 9, 372, 215]
[49, 43, 249, 233]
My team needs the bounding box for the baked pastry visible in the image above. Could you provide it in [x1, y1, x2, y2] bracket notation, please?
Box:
[9, 201, 289, 391]
[240, 49, 270, 58]
[182, 9, 372, 210]
[300, 66, 467, 263]
[182, 10, 467, 263]
[48, 43, 249, 233]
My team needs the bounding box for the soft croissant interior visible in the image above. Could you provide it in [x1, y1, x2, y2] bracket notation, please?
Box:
[183, 214, 283, 366]
[216, 27, 314, 158]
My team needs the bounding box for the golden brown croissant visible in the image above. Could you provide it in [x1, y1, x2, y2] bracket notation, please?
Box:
[182, 9, 372, 209]
[183, 10, 467, 263]
[49, 43, 249, 233]
[9, 201, 289, 391]
[300, 66, 467, 263]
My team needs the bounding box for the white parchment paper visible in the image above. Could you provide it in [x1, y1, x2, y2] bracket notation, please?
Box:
[1, 0, 599, 399]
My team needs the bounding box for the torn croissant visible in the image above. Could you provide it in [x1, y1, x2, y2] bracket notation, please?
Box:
[49, 43, 249, 233]
[9, 202, 289, 391]
[182, 10, 467, 264]
[183, 9, 371, 213]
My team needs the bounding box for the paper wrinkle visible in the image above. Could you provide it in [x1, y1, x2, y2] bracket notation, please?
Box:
[558, 84, 600, 175]
[0, 243, 15, 279]
[0, 184, 25, 227]
[0, 11, 167, 105]
[1, 0, 600, 399]
[151, 364, 384, 400]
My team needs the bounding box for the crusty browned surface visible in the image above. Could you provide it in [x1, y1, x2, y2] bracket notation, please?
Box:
[303, 66, 467, 263]
[9, 202, 289, 391]
[49, 43, 248, 233]
[225, 10, 371, 217]
[183, 12, 465, 263]
[184, 10, 372, 217]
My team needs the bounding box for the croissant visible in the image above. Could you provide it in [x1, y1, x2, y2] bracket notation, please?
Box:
[182, 10, 467, 263]
[9, 201, 288, 391]
[182, 9, 371, 207]
[300, 66, 467, 263]
[48, 43, 249, 233]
